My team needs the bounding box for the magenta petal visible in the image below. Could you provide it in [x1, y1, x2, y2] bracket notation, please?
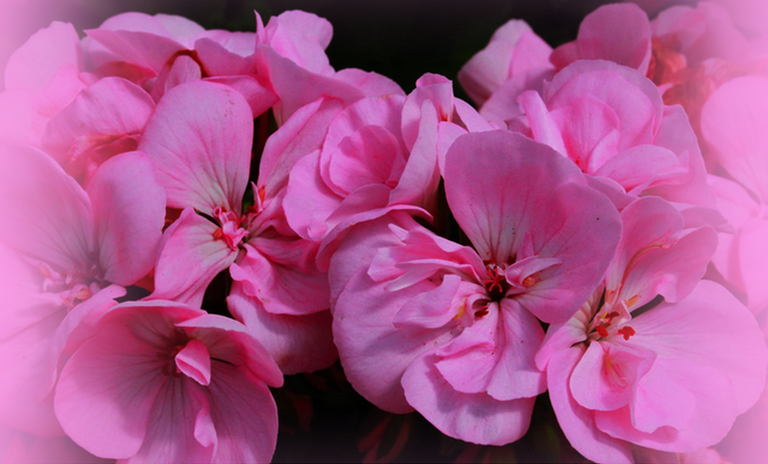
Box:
[151, 208, 238, 307]
[402, 353, 535, 446]
[87, 152, 166, 286]
[138, 80, 253, 214]
[176, 339, 212, 386]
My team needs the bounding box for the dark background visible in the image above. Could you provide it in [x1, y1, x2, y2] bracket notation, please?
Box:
[1, 1, 699, 462]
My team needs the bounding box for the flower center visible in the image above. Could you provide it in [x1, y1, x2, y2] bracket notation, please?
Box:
[38, 262, 102, 310]
[482, 264, 509, 302]
[589, 309, 636, 342]
[212, 206, 251, 250]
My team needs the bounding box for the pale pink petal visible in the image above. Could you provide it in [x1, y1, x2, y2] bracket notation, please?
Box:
[128, 378, 215, 463]
[545, 60, 663, 148]
[389, 102, 441, 208]
[737, 218, 768, 311]
[151, 208, 238, 307]
[4, 21, 82, 92]
[644, 105, 713, 208]
[138, 80, 252, 214]
[0, 311, 64, 436]
[194, 36, 256, 76]
[402, 353, 535, 446]
[204, 74, 278, 118]
[87, 152, 166, 286]
[701, 76, 768, 204]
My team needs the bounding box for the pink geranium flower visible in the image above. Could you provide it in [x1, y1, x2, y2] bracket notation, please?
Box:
[330, 130, 621, 445]
[517, 59, 715, 215]
[536, 197, 765, 464]
[141, 80, 335, 374]
[54, 300, 283, 463]
[0, 147, 165, 435]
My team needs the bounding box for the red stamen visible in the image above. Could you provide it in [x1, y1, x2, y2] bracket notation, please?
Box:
[474, 308, 489, 319]
[604, 311, 620, 323]
[595, 325, 610, 338]
[212, 228, 224, 240]
[617, 326, 636, 341]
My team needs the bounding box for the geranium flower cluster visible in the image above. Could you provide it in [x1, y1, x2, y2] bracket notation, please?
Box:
[0, 3, 766, 463]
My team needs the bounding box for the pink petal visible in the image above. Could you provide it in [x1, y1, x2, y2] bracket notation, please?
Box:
[331, 216, 456, 413]
[545, 60, 663, 149]
[259, 97, 343, 197]
[402, 353, 535, 446]
[138, 80, 252, 214]
[228, 289, 336, 375]
[176, 339, 212, 386]
[206, 362, 278, 463]
[229, 241, 329, 317]
[0, 146, 93, 272]
[4, 21, 82, 92]
[85, 28, 184, 74]
[255, 46, 364, 124]
[54, 311, 170, 458]
[547, 348, 634, 464]
[608, 197, 717, 308]
[42, 77, 155, 166]
[284, 150, 341, 240]
[151, 208, 239, 307]
[87, 152, 166, 286]
[458, 20, 552, 106]
[701, 76, 768, 204]
[264, 11, 334, 75]
[570, 341, 656, 412]
[551, 3, 652, 73]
